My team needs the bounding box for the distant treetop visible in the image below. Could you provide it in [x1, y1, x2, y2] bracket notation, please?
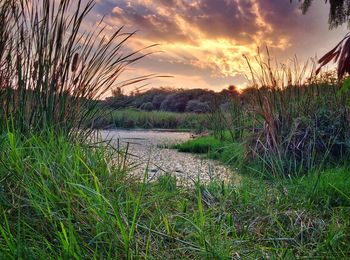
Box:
[297, 0, 350, 28]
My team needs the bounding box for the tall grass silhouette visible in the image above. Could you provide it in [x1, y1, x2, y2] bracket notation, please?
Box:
[207, 49, 350, 177]
[0, 0, 153, 138]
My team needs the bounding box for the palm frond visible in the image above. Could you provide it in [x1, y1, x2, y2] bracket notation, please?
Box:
[316, 33, 350, 79]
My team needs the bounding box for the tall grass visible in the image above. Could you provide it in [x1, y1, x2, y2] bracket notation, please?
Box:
[0, 129, 144, 258]
[245, 53, 349, 177]
[207, 50, 350, 177]
[1, 130, 349, 258]
[0, 0, 153, 139]
[208, 97, 246, 142]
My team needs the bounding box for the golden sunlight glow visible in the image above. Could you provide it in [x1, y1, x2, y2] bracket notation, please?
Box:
[96, 0, 345, 91]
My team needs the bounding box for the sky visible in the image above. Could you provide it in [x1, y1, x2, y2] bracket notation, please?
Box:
[86, 0, 348, 93]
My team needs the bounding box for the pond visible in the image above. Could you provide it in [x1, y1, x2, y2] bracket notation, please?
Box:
[99, 129, 240, 186]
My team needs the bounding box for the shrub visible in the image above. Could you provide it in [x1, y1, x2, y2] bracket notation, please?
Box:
[140, 102, 155, 111]
[207, 50, 350, 178]
[243, 52, 350, 177]
[152, 93, 167, 109]
[185, 100, 210, 113]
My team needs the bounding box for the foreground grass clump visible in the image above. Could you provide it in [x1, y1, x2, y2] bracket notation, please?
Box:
[89, 108, 208, 130]
[1, 131, 349, 258]
[293, 167, 350, 207]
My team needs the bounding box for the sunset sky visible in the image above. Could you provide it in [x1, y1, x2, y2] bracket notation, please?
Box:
[87, 0, 348, 92]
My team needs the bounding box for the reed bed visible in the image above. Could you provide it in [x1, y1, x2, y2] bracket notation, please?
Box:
[86, 108, 208, 130]
[0, 0, 153, 139]
[206, 50, 350, 177]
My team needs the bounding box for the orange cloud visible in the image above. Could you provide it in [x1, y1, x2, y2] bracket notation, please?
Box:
[88, 0, 347, 92]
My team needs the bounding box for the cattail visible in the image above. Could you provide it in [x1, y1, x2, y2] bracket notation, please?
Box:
[71, 53, 79, 72]
[32, 60, 38, 80]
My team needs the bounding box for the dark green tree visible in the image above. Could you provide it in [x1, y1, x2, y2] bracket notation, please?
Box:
[297, 0, 350, 28]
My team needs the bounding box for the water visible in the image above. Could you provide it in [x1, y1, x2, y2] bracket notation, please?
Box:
[100, 129, 240, 185]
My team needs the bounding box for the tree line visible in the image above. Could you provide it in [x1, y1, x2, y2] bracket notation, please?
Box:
[103, 86, 239, 113]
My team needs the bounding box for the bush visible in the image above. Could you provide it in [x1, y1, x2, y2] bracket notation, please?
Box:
[185, 100, 210, 113]
[140, 102, 155, 111]
[246, 84, 349, 177]
[152, 93, 167, 109]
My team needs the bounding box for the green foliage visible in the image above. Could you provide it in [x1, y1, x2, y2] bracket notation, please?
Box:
[105, 87, 232, 113]
[0, 1, 349, 258]
[342, 77, 350, 90]
[88, 109, 208, 130]
[156, 174, 177, 193]
[140, 102, 155, 111]
[293, 167, 350, 207]
[339, 76, 350, 98]
[185, 100, 210, 113]
[173, 136, 223, 153]
[174, 135, 245, 169]
[170, 54, 350, 179]
[1, 131, 349, 258]
[0, 130, 129, 258]
[0, 0, 150, 138]
[209, 97, 245, 142]
[246, 85, 349, 177]
[204, 50, 350, 178]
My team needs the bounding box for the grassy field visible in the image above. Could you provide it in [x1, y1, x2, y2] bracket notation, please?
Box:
[87, 108, 209, 130]
[1, 130, 349, 258]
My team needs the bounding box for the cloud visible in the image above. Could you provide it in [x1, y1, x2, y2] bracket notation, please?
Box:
[87, 0, 347, 91]
[101, 0, 273, 44]
[97, 0, 299, 77]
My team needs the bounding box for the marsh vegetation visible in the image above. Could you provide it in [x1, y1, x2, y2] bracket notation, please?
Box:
[0, 0, 349, 259]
